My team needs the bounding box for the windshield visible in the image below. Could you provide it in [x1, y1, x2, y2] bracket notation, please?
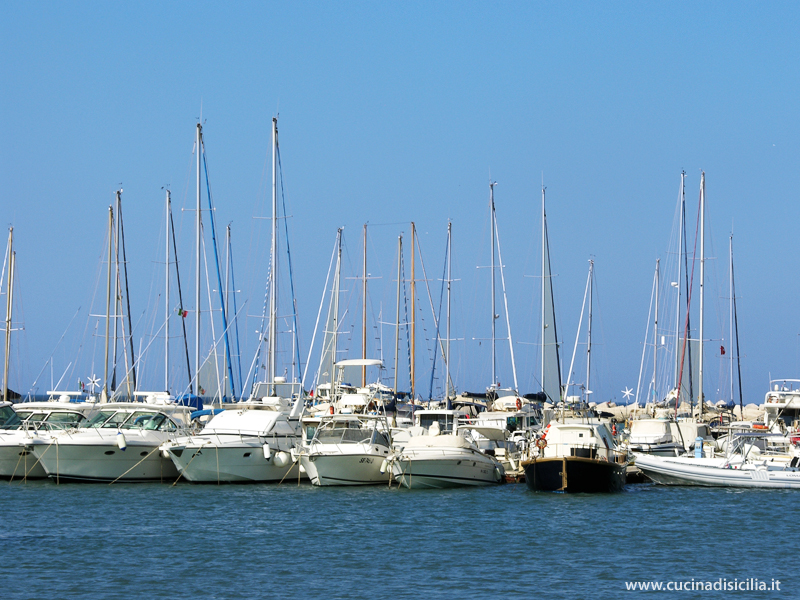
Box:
[0, 406, 22, 429]
[83, 411, 119, 429]
[121, 411, 174, 431]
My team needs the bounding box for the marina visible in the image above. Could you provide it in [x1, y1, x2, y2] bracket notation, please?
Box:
[3, 3, 800, 597]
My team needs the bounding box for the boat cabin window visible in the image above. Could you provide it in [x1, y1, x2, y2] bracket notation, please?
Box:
[27, 412, 48, 423]
[123, 412, 167, 430]
[305, 425, 317, 441]
[314, 423, 370, 444]
[84, 410, 118, 428]
[370, 429, 391, 448]
[44, 412, 85, 428]
[419, 415, 455, 434]
[0, 406, 22, 429]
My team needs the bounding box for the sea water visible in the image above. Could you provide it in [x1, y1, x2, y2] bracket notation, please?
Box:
[0, 480, 794, 599]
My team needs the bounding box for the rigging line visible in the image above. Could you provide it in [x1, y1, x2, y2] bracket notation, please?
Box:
[244, 249, 272, 397]
[635, 264, 657, 407]
[28, 306, 82, 395]
[169, 203, 193, 388]
[402, 241, 412, 394]
[427, 231, 448, 402]
[675, 188, 702, 418]
[276, 145, 303, 383]
[227, 233, 244, 395]
[303, 231, 339, 389]
[202, 146, 236, 398]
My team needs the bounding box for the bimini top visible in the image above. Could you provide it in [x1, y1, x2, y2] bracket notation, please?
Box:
[335, 359, 384, 368]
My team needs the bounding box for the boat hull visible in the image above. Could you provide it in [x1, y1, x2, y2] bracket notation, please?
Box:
[167, 442, 303, 483]
[392, 449, 504, 489]
[522, 456, 626, 493]
[300, 452, 389, 486]
[0, 442, 46, 479]
[633, 453, 800, 488]
[32, 437, 179, 482]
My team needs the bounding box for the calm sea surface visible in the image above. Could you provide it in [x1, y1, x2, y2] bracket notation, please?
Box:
[1, 480, 795, 599]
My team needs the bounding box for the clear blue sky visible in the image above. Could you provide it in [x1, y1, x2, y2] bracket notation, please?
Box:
[2, 1, 799, 404]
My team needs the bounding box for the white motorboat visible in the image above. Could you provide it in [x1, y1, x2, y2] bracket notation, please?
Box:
[28, 401, 194, 482]
[0, 399, 101, 479]
[633, 432, 800, 488]
[296, 414, 393, 486]
[389, 409, 505, 489]
[162, 396, 305, 483]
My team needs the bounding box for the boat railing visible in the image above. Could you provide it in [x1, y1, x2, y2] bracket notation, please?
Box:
[539, 442, 627, 464]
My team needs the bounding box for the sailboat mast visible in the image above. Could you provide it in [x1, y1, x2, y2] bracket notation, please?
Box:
[333, 231, 342, 387]
[103, 206, 113, 400]
[446, 221, 452, 398]
[362, 223, 367, 387]
[654, 258, 659, 403]
[490, 182, 497, 386]
[165, 190, 170, 392]
[541, 185, 546, 394]
[269, 117, 278, 391]
[675, 172, 685, 393]
[394, 235, 402, 394]
[195, 123, 202, 397]
[698, 171, 705, 417]
[224, 224, 231, 396]
[731, 235, 744, 418]
[586, 260, 594, 400]
[3, 228, 13, 404]
[410, 222, 416, 400]
[729, 234, 733, 406]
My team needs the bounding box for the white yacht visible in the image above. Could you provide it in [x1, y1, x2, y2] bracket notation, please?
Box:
[162, 394, 305, 483]
[0, 399, 101, 479]
[389, 409, 505, 489]
[27, 400, 194, 482]
[296, 414, 393, 486]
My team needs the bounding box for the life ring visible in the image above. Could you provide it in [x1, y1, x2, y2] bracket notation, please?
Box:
[516, 398, 522, 410]
[536, 437, 548, 449]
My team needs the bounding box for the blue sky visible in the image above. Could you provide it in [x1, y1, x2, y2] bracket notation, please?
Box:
[2, 2, 799, 404]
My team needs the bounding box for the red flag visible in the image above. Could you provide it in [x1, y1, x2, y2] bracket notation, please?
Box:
[720, 345, 726, 355]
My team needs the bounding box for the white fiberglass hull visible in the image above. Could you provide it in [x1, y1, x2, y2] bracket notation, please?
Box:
[31, 432, 178, 482]
[166, 437, 304, 483]
[300, 447, 390, 486]
[0, 436, 46, 479]
[391, 447, 504, 489]
[633, 453, 800, 489]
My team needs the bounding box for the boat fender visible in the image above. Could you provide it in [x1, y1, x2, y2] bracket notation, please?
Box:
[116, 432, 127, 451]
[262, 443, 272, 461]
[161, 448, 171, 459]
[612, 423, 617, 436]
[516, 398, 522, 410]
[379, 459, 388, 474]
[299, 464, 306, 474]
[329, 405, 335, 415]
[494, 466, 503, 482]
[274, 451, 290, 467]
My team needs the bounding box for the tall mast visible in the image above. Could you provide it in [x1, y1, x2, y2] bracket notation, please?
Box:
[494, 200, 518, 391]
[653, 258, 659, 403]
[362, 223, 367, 387]
[103, 206, 113, 401]
[331, 230, 342, 390]
[446, 221, 452, 398]
[674, 172, 685, 392]
[729, 233, 733, 406]
[3, 228, 13, 404]
[223, 224, 231, 396]
[269, 116, 278, 392]
[698, 171, 705, 418]
[489, 182, 497, 386]
[394, 235, 402, 394]
[410, 222, 416, 400]
[586, 260, 594, 400]
[195, 123, 202, 397]
[541, 185, 546, 392]
[165, 191, 171, 392]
